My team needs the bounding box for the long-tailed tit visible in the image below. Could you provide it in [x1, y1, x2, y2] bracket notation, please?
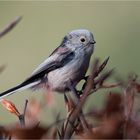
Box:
[0, 29, 96, 99]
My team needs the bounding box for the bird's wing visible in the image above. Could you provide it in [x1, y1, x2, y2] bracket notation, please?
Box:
[21, 47, 74, 85]
[0, 47, 74, 99]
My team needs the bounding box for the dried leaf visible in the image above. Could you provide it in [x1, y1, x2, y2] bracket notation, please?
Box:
[11, 125, 48, 139]
[78, 113, 123, 139]
[1, 99, 20, 116]
[135, 83, 140, 93]
[0, 126, 10, 139]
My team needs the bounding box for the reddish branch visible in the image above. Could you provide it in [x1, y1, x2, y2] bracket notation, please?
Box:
[63, 58, 113, 139]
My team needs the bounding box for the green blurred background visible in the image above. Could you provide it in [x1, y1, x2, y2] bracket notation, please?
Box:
[0, 1, 140, 124]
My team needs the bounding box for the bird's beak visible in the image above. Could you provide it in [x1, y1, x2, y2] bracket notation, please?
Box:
[90, 40, 96, 45]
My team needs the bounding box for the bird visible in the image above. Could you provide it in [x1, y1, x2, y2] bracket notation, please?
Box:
[0, 29, 96, 100]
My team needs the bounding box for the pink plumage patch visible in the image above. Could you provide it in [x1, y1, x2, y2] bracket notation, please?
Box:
[57, 47, 70, 54]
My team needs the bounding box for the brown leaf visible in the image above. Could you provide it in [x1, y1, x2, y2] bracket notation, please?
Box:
[77, 93, 125, 139]
[104, 93, 124, 116]
[0, 126, 10, 139]
[1, 99, 20, 116]
[11, 125, 48, 139]
[78, 114, 123, 139]
[135, 83, 140, 93]
[42, 126, 57, 139]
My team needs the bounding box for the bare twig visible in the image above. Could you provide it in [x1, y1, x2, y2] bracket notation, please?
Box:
[23, 99, 28, 117]
[0, 16, 22, 39]
[123, 75, 136, 139]
[82, 57, 110, 91]
[63, 59, 99, 139]
[101, 83, 120, 88]
[94, 69, 114, 87]
[18, 99, 28, 127]
[79, 114, 89, 131]
[96, 56, 110, 76]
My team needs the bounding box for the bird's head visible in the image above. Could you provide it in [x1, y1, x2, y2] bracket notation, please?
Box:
[60, 29, 96, 53]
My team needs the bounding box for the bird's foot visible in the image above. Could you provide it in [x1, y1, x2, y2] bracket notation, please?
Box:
[66, 80, 80, 100]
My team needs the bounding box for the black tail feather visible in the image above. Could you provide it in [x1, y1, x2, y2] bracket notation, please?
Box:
[0, 83, 25, 99]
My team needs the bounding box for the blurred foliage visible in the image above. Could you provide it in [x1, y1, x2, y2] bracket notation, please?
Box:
[1, 63, 140, 139]
[0, 1, 140, 124]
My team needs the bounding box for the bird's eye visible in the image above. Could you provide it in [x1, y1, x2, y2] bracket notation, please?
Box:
[80, 37, 86, 43]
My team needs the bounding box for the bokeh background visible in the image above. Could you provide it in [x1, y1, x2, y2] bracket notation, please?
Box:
[0, 1, 140, 124]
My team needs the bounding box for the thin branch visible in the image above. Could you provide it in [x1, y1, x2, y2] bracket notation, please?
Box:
[96, 56, 110, 76]
[79, 114, 89, 131]
[82, 57, 110, 91]
[94, 69, 114, 87]
[0, 16, 22, 39]
[123, 75, 136, 139]
[23, 99, 28, 117]
[18, 99, 28, 127]
[63, 59, 99, 139]
[101, 83, 120, 88]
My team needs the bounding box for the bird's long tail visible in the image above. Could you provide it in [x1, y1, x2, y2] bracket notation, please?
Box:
[0, 81, 39, 100]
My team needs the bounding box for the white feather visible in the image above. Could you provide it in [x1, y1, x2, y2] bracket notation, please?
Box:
[0, 81, 40, 101]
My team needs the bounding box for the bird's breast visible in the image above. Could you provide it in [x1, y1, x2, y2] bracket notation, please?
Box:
[47, 53, 91, 92]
